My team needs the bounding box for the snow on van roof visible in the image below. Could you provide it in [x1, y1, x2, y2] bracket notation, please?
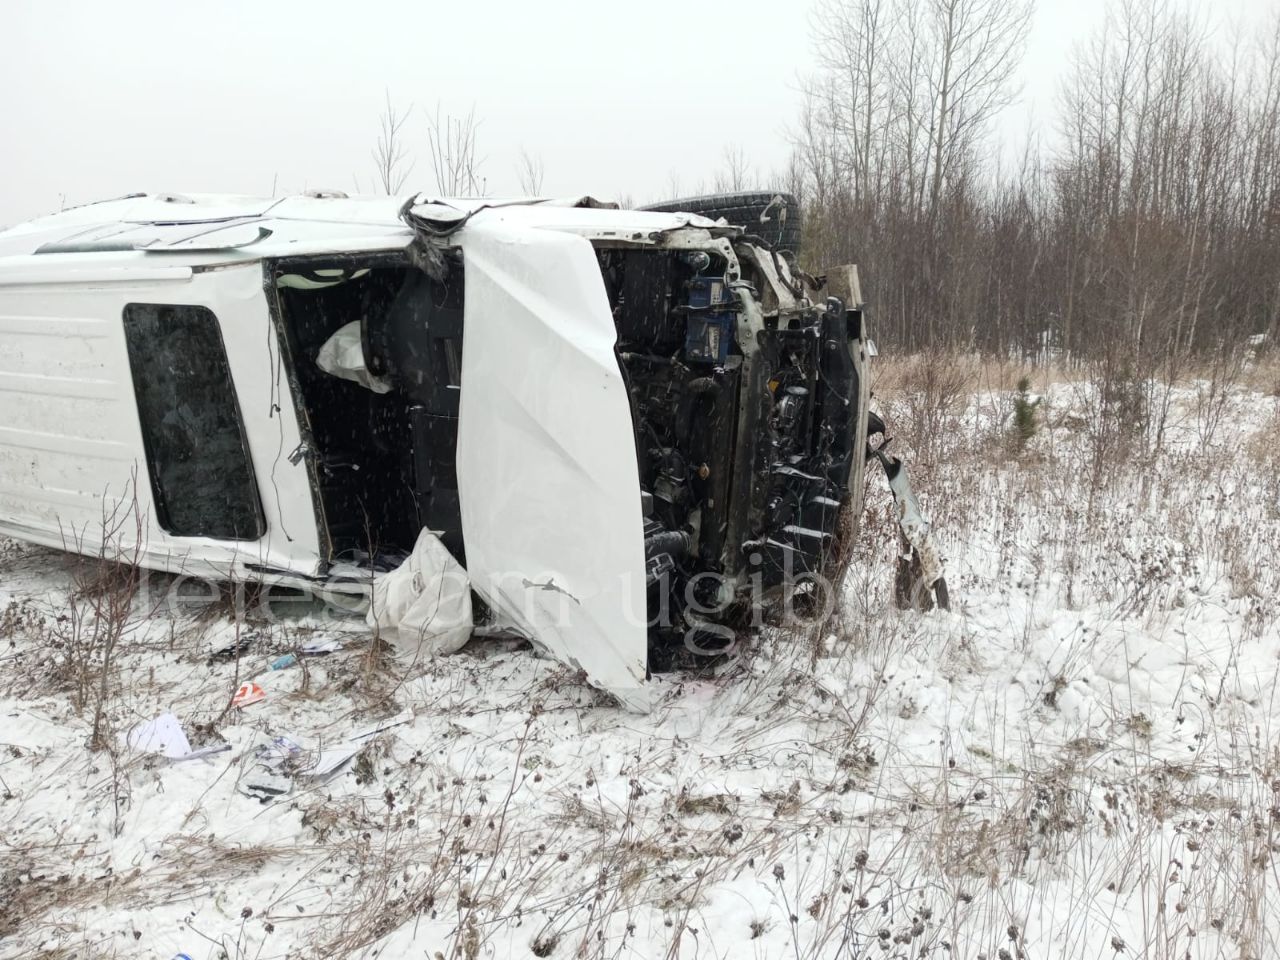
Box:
[0, 192, 725, 264]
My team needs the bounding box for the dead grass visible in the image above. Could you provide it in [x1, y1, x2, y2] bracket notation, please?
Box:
[4, 360, 1280, 958]
[0, 851, 119, 943]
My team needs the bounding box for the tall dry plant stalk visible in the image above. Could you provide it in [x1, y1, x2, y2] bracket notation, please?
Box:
[56, 471, 145, 751]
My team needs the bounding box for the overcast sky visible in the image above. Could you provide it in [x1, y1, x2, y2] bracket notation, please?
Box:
[0, 0, 1271, 225]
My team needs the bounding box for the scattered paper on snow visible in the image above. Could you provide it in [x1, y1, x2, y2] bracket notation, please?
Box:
[121, 713, 229, 761]
[121, 713, 192, 759]
[300, 638, 344, 655]
[299, 746, 363, 778]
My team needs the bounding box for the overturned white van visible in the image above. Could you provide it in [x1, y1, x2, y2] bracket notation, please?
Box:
[0, 191, 945, 710]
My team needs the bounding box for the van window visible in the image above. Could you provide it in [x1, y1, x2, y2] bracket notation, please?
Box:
[122, 304, 264, 540]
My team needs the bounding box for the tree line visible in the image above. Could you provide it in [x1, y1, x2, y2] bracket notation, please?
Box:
[788, 0, 1280, 369]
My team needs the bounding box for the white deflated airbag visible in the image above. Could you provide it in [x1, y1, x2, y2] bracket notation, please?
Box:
[367, 529, 473, 660]
[316, 320, 392, 394]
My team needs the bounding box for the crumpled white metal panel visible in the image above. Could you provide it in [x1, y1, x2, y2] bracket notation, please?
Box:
[454, 220, 649, 712]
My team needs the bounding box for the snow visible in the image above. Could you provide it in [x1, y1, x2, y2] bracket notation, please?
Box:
[2, 377, 1279, 959]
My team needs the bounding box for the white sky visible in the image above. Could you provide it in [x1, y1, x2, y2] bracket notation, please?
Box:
[0, 0, 1271, 225]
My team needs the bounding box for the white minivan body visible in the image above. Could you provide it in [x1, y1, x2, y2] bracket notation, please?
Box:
[0, 192, 875, 711]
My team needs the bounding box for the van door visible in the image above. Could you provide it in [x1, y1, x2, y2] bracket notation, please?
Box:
[454, 221, 649, 712]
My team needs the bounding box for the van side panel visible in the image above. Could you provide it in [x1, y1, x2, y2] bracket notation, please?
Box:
[0, 262, 321, 579]
[0, 288, 144, 542]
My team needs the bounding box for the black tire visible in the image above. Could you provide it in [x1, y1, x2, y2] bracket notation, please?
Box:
[639, 190, 802, 252]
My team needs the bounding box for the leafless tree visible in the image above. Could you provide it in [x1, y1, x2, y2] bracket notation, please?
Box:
[372, 90, 415, 195]
[921, 0, 1034, 213]
[56, 470, 145, 752]
[791, 0, 1279, 378]
[516, 148, 545, 195]
[810, 0, 897, 206]
[663, 169, 683, 201]
[712, 144, 752, 192]
[426, 103, 486, 196]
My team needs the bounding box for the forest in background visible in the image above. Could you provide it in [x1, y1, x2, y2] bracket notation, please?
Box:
[783, 0, 1280, 375]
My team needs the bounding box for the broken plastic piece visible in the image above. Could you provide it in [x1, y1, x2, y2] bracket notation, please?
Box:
[259, 736, 304, 769]
[240, 767, 291, 803]
[257, 733, 359, 780]
[270, 653, 297, 670]
[209, 633, 255, 661]
[240, 736, 303, 803]
[231, 681, 265, 708]
[870, 447, 949, 609]
[300, 746, 362, 778]
[299, 638, 344, 655]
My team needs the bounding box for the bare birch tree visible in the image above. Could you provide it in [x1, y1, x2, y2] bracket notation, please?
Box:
[372, 91, 415, 195]
[516, 148, 545, 195]
[921, 0, 1033, 213]
[426, 104, 485, 196]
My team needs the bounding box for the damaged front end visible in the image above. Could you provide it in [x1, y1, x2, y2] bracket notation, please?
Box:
[597, 224, 950, 657]
[597, 233, 874, 659]
[276, 198, 946, 710]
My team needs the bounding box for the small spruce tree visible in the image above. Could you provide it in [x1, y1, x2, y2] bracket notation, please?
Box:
[1012, 376, 1041, 450]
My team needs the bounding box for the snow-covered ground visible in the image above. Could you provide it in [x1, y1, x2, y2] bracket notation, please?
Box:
[3, 374, 1280, 959]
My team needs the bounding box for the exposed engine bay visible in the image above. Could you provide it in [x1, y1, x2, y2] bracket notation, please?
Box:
[597, 239, 867, 651]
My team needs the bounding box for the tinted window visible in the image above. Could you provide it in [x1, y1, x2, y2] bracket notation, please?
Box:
[123, 303, 264, 540]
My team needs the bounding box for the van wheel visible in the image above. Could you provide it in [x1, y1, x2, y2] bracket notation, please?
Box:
[639, 190, 803, 252]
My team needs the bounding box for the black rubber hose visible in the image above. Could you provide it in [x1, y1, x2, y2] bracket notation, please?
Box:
[645, 530, 691, 560]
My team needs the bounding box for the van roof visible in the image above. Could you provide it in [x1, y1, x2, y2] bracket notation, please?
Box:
[0, 192, 725, 269]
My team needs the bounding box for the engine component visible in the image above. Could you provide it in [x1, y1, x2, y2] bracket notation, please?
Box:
[602, 243, 932, 659]
[643, 524, 692, 587]
[683, 277, 736, 365]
